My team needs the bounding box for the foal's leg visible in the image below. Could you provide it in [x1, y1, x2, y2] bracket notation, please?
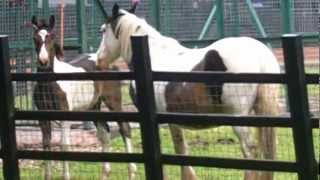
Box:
[169, 124, 197, 180]
[61, 121, 71, 180]
[56, 96, 71, 180]
[40, 121, 52, 180]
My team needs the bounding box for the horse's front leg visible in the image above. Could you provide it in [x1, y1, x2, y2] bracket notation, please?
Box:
[61, 121, 71, 180]
[118, 122, 137, 180]
[96, 121, 112, 180]
[104, 81, 137, 180]
[169, 124, 197, 180]
[40, 121, 52, 180]
[232, 126, 258, 180]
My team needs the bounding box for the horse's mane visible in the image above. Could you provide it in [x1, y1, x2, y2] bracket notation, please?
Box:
[54, 43, 64, 60]
[116, 10, 185, 61]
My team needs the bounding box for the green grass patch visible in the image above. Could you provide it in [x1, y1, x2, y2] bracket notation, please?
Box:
[8, 127, 319, 179]
[305, 65, 320, 74]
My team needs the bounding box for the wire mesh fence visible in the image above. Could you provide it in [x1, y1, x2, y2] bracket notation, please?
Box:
[0, 0, 319, 179]
[12, 126, 319, 179]
[11, 79, 319, 179]
[1, 0, 319, 105]
[16, 119, 142, 154]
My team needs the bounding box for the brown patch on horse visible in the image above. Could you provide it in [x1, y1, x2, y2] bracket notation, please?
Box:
[33, 82, 68, 110]
[165, 50, 229, 128]
[201, 49, 227, 104]
[166, 82, 211, 113]
[166, 82, 223, 129]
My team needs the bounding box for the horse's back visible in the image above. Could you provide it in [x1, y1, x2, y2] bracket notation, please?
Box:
[69, 54, 97, 72]
[208, 37, 280, 74]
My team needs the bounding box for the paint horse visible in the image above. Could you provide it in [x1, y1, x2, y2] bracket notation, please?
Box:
[31, 16, 136, 180]
[96, 3, 280, 180]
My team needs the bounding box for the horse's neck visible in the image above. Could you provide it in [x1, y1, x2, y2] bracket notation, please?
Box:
[36, 58, 54, 73]
[37, 66, 52, 73]
[119, 16, 188, 64]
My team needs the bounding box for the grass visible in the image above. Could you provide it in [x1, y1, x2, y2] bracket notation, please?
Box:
[305, 65, 319, 74]
[4, 127, 319, 179]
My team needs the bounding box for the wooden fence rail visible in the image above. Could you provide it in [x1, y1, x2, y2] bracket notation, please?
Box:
[0, 34, 318, 180]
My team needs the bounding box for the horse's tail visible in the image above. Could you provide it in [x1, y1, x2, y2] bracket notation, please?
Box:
[254, 84, 280, 180]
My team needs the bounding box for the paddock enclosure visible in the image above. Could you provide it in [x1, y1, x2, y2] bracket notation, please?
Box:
[0, 0, 319, 180]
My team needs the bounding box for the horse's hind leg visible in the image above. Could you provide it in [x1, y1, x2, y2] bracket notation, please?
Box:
[253, 84, 279, 180]
[169, 124, 197, 180]
[232, 126, 259, 180]
[40, 121, 52, 180]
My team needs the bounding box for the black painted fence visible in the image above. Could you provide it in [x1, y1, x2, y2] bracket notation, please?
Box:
[0, 34, 319, 180]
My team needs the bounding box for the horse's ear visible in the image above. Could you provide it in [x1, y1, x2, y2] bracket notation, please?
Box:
[128, 3, 138, 14]
[112, 3, 120, 17]
[31, 16, 38, 30]
[49, 15, 55, 30]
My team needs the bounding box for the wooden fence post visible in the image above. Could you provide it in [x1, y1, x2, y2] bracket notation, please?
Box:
[0, 35, 20, 179]
[282, 34, 318, 180]
[131, 35, 163, 180]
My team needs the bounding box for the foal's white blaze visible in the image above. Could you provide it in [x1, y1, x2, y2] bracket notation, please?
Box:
[38, 29, 50, 64]
[97, 24, 107, 59]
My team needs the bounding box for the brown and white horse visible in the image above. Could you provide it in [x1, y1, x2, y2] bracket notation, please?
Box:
[31, 15, 136, 180]
[96, 3, 280, 180]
